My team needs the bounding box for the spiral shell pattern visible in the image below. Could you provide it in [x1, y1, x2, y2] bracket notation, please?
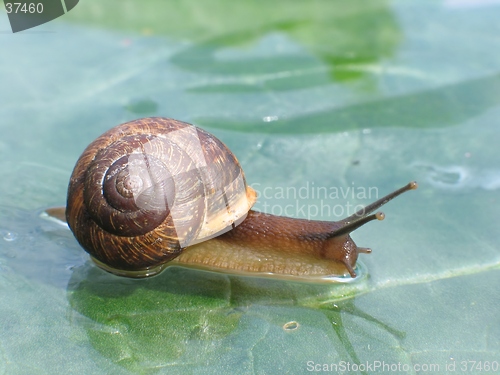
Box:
[66, 117, 256, 273]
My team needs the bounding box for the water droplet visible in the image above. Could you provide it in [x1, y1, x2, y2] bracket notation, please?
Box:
[283, 321, 299, 331]
[262, 115, 278, 122]
[2, 231, 18, 242]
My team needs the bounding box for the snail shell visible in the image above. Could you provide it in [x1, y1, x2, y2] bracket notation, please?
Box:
[66, 117, 256, 275]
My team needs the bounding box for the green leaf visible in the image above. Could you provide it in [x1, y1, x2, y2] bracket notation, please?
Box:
[1, 0, 500, 374]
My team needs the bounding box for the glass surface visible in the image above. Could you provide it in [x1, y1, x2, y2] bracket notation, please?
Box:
[1, 0, 499, 373]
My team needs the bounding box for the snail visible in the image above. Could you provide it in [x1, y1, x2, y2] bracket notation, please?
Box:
[46, 117, 417, 282]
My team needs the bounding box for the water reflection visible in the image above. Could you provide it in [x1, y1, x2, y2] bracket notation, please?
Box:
[66, 262, 403, 373]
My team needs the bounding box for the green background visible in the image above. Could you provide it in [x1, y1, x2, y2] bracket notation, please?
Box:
[1, 0, 499, 374]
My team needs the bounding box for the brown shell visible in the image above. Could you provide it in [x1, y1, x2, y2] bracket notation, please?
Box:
[66, 117, 256, 273]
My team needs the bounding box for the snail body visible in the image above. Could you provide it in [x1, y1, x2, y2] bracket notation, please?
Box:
[59, 117, 417, 282]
